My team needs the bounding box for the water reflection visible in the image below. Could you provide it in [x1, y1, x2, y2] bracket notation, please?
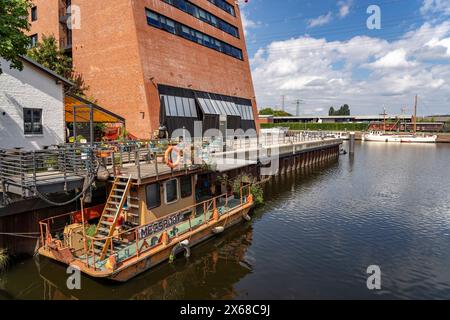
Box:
[3, 143, 450, 299]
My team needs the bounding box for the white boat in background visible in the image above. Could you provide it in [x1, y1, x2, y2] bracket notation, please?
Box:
[363, 96, 437, 144]
[363, 132, 437, 143]
[400, 135, 437, 143]
[363, 132, 402, 142]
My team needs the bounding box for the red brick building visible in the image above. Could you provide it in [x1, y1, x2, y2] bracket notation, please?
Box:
[28, 0, 258, 138]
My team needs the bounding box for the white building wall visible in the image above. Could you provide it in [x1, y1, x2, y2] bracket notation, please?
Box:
[0, 58, 65, 150]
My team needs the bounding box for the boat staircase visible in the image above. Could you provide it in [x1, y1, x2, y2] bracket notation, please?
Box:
[92, 176, 137, 260]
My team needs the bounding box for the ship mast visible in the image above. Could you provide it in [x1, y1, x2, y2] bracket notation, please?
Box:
[413, 95, 418, 134]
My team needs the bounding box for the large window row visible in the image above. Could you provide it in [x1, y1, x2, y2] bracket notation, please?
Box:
[163, 0, 239, 38]
[146, 176, 193, 210]
[207, 0, 235, 17]
[161, 94, 198, 118]
[196, 93, 240, 116]
[146, 9, 243, 60]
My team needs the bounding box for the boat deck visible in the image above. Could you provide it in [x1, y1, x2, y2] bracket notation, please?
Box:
[79, 197, 243, 270]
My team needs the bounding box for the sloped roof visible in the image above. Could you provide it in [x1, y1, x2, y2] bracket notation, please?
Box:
[19, 55, 74, 87]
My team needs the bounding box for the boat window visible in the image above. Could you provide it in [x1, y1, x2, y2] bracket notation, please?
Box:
[146, 183, 161, 209]
[180, 176, 192, 198]
[165, 179, 179, 204]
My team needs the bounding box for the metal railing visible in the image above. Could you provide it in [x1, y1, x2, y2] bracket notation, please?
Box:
[0, 145, 95, 197]
[38, 183, 252, 270]
[1, 132, 335, 197]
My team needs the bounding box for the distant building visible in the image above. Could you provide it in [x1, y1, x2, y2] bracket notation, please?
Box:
[259, 115, 413, 124]
[28, 0, 258, 138]
[258, 114, 445, 132]
[0, 56, 73, 150]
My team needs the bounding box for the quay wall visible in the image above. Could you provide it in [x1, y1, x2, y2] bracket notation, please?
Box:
[1, 140, 342, 257]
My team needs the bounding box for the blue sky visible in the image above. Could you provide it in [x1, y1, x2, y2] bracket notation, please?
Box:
[240, 0, 450, 116]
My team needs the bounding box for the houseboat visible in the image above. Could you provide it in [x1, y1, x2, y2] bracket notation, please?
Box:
[37, 140, 256, 282]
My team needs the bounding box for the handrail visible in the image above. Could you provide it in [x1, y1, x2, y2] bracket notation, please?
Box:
[39, 183, 252, 264]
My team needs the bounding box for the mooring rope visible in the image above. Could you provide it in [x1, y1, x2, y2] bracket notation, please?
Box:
[25, 163, 100, 207]
[0, 232, 39, 239]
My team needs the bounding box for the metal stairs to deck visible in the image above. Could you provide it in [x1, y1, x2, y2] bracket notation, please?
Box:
[93, 176, 132, 260]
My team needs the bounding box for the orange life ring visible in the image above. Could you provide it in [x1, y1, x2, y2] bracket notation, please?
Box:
[165, 146, 181, 169]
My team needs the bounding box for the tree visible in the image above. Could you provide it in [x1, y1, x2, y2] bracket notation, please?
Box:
[259, 107, 293, 117]
[329, 104, 351, 116]
[0, 0, 33, 74]
[27, 35, 89, 95]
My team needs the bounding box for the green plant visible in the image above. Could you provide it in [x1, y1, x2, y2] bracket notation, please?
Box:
[0, 248, 9, 273]
[0, 0, 33, 74]
[250, 184, 264, 206]
[113, 154, 121, 165]
[44, 155, 58, 169]
[27, 35, 89, 95]
[85, 225, 96, 248]
[230, 174, 264, 206]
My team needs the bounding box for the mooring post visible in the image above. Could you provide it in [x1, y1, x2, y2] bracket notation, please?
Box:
[349, 132, 355, 155]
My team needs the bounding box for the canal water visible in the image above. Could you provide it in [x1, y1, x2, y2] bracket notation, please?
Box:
[1, 142, 450, 299]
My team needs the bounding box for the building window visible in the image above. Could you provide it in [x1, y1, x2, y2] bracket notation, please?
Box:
[208, 0, 235, 17]
[145, 9, 243, 60]
[164, 179, 179, 204]
[162, 0, 239, 38]
[23, 108, 43, 135]
[31, 6, 38, 21]
[180, 176, 192, 198]
[29, 34, 38, 48]
[162, 95, 198, 118]
[146, 183, 161, 209]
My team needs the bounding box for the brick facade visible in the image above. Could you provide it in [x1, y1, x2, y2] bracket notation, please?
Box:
[29, 0, 257, 139]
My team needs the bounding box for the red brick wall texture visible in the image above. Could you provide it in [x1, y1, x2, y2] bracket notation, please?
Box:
[29, 0, 258, 139]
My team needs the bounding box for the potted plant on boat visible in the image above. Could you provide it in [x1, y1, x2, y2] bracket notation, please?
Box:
[96, 141, 112, 158]
[113, 154, 122, 176]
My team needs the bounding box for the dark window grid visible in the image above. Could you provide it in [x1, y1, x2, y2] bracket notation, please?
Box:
[23, 108, 43, 135]
[29, 34, 38, 48]
[163, 0, 239, 38]
[207, 0, 235, 17]
[31, 6, 38, 21]
[146, 183, 161, 209]
[165, 179, 179, 203]
[146, 9, 243, 61]
[180, 176, 192, 198]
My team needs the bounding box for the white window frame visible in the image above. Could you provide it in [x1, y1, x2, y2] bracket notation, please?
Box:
[164, 178, 179, 205]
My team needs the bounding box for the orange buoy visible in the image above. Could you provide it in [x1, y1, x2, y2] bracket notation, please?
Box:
[213, 208, 220, 221]
[164, 146, 181, 169]
[160, 231, 170, 246]
[105, 255, 117, 270]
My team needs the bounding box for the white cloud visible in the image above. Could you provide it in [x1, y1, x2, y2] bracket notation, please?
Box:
[240, 8, 261, 36]
[338, 0, 353, 18]
[420, 0, 450, 16]
[250, 22, 450, 115]
[308, 12, 333, 28]
[367, 49, 416, 69]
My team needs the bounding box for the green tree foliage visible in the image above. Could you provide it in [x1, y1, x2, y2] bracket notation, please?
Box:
[261, 122, 368, 131]
[0, 248, 8, 272]
[0, 0, 33, 73]
[329, 104, 351, 116]
[259, 107, 293, 117]
[27, 35, 89, 95]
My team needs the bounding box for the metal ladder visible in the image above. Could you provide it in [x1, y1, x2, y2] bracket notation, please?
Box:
[93, 176, 132, 260]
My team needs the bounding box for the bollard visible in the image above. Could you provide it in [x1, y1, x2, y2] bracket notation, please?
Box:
[349, 132, 355, 154]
